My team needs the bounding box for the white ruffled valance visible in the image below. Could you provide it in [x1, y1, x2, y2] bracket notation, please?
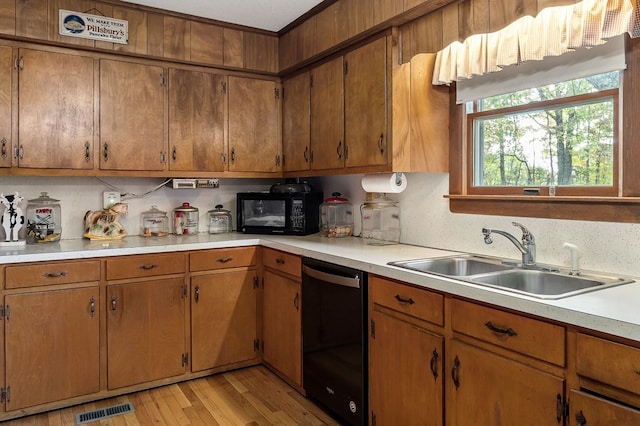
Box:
[433, 0, 639, 85]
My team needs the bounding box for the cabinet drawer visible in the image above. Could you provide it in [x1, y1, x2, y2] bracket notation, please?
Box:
[451, 298, 565, 366]
[262, 248, 301, 278]
[190, 246, 257, 272]
[576, 333, 640, 395]
[5, 260, 100, 289]
[370, 275, 443, 326]
[106, 253, 186, 280]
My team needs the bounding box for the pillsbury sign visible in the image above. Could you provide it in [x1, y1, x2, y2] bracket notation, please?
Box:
[59, 9, 128, 44]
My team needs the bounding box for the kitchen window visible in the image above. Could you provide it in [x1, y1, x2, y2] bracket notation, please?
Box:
[466, 71, 620, 197]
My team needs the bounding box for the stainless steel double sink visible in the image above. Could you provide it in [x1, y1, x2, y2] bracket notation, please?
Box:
[387, 255, 634, 299]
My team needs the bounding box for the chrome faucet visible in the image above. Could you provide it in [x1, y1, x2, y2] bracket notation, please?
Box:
[482, 222, 536, 267]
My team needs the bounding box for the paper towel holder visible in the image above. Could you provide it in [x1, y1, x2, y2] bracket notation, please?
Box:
[394, 173, 404, 187]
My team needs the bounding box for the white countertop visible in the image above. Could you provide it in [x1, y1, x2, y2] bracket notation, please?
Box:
[2, 233, 639, 342]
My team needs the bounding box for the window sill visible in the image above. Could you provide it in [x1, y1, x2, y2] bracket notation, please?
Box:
[446, 195, 640, 223]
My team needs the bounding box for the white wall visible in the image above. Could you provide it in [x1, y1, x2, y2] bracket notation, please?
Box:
[317, 173, 640, 277]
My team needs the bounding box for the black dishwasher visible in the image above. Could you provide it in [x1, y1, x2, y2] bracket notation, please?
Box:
[302, 258, 367, 426]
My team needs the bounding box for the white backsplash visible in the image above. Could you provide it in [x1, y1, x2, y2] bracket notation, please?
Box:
[3, 174, 640, 277]
[317, 173, 640, 278]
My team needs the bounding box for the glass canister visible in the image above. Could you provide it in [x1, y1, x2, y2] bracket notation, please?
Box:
[26, 192, 62, 243]
[173, 202, 199, 235]
[320, 192, 353, 238]
[361, 193, 401, 245]
[208, 204, 232, 234]
[140, 205, 169, 237]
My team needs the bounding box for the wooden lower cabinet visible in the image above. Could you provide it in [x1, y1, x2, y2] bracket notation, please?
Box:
[446, 339, 564, 425]
[190, 269, 258, 371]
[369, 310, 443, 426]
[569, 390, 640, 425]
[262, 268, 302, 388]
[4, 287, 100, 411]
[106, 278, 187, 389]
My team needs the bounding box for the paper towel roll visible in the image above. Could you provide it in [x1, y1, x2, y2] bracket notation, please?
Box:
[361, 173, 407, 193]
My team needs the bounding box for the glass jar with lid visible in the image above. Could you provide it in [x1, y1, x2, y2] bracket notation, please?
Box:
[173, 202, 199, 235]
[361, 193, 400, 245]
[26, 192, 62, 243]
[140, 205, 169, 237]
[320, 192, 353, 238]
[208, 204, 233, 234]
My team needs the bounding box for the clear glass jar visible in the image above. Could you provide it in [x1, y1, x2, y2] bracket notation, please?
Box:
[320, 192, 353, 238]
[173, 202, 199, 235]
[26, 192, 62, 243]
[140, 205, 169, 237]
[208, 204, 232, 234]
[361, 194, 400, 245]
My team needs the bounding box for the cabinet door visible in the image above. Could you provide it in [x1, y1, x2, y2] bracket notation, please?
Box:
[5, 287, 99, 411]
[282, 72, 311, 172]
[569, 390, 640, 425]
[228, 76, 280, 172]
[310, 56, 344, 170]
[169, 69, 226, 172]
[344, 37, 388, 168]
[191, 270, 258, 372]
[447, 339, 564, 425]
[18, 49, 94, 169]
[0, 45, 11, 168]
[369, 310, 443, 426]
[107, 278, 186, 389]
[262, 269, 302, 387]
[100, 59, 165, 171]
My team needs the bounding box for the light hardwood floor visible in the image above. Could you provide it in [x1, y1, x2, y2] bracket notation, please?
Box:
[2, 366, 341, 425]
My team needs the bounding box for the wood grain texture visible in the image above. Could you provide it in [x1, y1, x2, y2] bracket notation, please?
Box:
[243, 32, 278, 73]
[458, 0, 489, 40]
[315, 4, 338, 54]
[488, 0, 537, 32]
[391, 60, 411, 171]
[282, 72, 311, 172]
[0, 45, 11, 168]
[16, 0, 48, 44]
[223, 27, 243, 68]
[0, 0, 15, 35]
[190, 21, 223, 65]
[373, 0, 403, 26]
[146, 13, 164, 57]
[1, 366, 338, 425]
[93, 3, 114, 50]
[163, 16, 190, 61]
[623, 36, 640, 196]
[113, 6, 148, 55]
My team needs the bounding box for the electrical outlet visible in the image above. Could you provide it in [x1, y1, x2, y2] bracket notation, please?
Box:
[103, 191, 121, 209]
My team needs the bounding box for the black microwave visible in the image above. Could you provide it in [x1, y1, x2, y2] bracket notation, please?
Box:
[236, 191, 323, 235]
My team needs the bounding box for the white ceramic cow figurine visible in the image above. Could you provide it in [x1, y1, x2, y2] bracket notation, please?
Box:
[0, 192, 25, 242]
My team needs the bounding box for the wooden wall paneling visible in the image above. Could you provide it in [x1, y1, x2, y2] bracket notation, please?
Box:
[93, 3, 114, 50]
[334, 1, 350, 46]
[346, 0, 373, 40]
[0, 0, 15, 35]
[190, 21, 223, 65]
[411, 10, 444, 54]
[315, 3, 337, 54]
[147, 13, 164, 57]
[449, 84, 463, 194]
[278, 31, 295, 71]
[458, 0, 489, 40]
[622, 36, 640, 196]
[163, 16, 190, 61]
[49, 0, 96, 47]
[297, 16, 316, 62]
[373, 0, 403, 26]
[113, 6, 148, 55]
[400, 20, 416, 64]
[391, 59, 411, 172]
[441, 2, 460, 47]
[16, 0, 48, 40]
[223, 28, 243, 68]
[488, 0, 537, 32]
[243, 32, 278, 73]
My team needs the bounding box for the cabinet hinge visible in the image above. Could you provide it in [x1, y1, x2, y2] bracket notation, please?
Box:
[160, 72, 166, 86]
[1, 386, 11, 403]
[221, 81, 227, 94]
[1, 305, 10, 320]
[253, 276, 259, 289]
[370, 319, 375, 339]
[181, 285, 188, 298]
[274, 88, 280, 100]
[556, 394, 568, 422]
[182, 352, 189, 367]
[275, 154, 281, 167]
[253, 338, 260, 352]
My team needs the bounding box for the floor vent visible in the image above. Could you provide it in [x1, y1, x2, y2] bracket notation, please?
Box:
[76, 402, 134, 424]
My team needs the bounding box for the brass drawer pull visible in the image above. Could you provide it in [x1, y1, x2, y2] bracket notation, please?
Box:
[485, 321, 518, 337]
[139, 264, 158, 270]
[394, 294, 415, 305]
[216, 257, 233, 263]
[43, 271, 68, 278]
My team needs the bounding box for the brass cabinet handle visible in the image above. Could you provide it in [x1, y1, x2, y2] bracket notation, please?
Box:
[394, 294, 415, 305]
[89, 296, 95, 318]
[194, 285, 200, 304]
[43, 271, 68, 278]
[172, 146, 177, 161]
[336, 140, 342, 159]
[111, 295, 117, 314]
[377, 133, 384, 154]
[485, 321, 518, 337]
[303, 146, 309, 163]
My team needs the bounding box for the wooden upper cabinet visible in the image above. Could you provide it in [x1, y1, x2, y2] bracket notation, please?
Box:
[0, 45, 11, 168]
[282, 72, 311, 172]
[344, 37, 388, 168]
[17, 48, 94, 169]
[310, 56, 344, 170]
[99, 59, 166, 171]
[228, 76, 281, 173]
[168, 68, 226, 172]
